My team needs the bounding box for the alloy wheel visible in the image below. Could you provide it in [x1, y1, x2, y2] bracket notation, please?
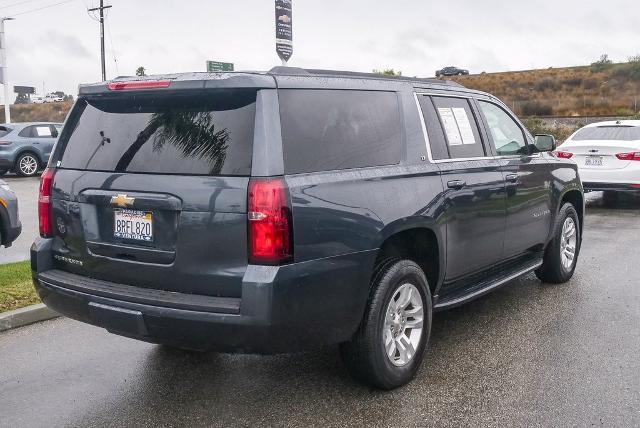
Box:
[383, 283, 424, 367]
[560, 217, 577, 271]
[18, 155, 38, 176]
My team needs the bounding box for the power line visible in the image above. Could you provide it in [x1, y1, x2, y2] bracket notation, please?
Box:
[105, 15, 118, 75]
[8, 0, 78, 17]
[0, 0, 47, 10]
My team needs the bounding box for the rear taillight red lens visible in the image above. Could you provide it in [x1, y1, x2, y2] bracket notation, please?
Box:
[553, 150, 574, 159]
[38, 168, 55, 237]
[107, 80, 171, 91]
[615, 152, 640, 161]
[248, 177, 293, 265]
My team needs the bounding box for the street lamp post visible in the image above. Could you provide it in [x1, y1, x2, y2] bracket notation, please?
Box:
[0, 17, 13, 124]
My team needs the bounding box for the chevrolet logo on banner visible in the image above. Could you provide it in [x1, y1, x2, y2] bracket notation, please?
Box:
[110, 194, 135, 208]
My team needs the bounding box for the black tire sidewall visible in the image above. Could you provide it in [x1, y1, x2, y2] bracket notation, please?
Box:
[369, 261, 432, 388]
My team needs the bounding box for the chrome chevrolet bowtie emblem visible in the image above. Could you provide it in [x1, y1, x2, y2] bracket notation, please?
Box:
[110, 194, 135, 208]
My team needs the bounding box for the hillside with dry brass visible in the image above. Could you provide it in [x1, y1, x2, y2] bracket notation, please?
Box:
[448, 61, 640, 117]
[4, 61, 640, 124]
[2, 101, 73, 124]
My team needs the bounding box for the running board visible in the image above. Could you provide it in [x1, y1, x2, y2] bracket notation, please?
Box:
[433, 260, 543, 311]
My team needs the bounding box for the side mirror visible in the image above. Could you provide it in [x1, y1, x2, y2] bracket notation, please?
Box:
[534, 134, 556, 152]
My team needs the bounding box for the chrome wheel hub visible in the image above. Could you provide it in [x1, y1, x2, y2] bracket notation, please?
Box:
[383, 283, 424, 367]
[560, 217, 577, 271]
[19, 155, 38, 175]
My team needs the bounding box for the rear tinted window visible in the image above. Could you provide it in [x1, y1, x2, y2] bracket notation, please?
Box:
[58, 90, 256, 175]
[572, 126, 640, 141]
[0, 126, 11, 138]
[280, 90, 402, 174]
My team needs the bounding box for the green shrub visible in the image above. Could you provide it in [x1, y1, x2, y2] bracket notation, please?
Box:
[534, 77, 559, 91]
[591, 54, 613, 72]
[521, 101, 553, 116]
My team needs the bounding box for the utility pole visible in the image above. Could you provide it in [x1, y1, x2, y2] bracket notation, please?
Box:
[88, 1, 112, 81]
[0, 17, 13, 124]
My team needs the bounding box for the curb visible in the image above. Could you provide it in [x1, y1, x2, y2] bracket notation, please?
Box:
[0, 303, 59, 332]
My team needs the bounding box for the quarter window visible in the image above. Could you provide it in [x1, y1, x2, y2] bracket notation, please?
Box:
[478, 101, 527, 156]
[280, 90, 402, 174]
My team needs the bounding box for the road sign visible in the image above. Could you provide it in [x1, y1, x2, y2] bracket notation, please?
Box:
[206, 61, 234, 72]
[14, 86, 35, 94]
[275, 0, 292, 63]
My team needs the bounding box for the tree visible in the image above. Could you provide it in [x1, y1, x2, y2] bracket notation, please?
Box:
[629, 55, 640, 63]
[136, 67, 147, 77]
[114, 111, 229, 174]
[373, 68, 402, 76]
[590, 54, 613, 72]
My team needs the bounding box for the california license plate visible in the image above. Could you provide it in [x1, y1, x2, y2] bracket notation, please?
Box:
[585, 156, 603, 166]
[114, 209, 153, 241]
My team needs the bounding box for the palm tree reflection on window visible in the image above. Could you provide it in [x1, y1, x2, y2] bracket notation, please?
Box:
[114, 111, 229, 174]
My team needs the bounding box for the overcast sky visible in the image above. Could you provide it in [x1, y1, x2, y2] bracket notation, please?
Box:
[2, 0, 639, 100]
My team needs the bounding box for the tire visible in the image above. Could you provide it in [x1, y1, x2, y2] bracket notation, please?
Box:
[535, 203, 581, 284]
[340, 259, 432, 390]
[15, 152, 40, 177]
[602, 190, 618, 207]
[0, 169, 7, 176]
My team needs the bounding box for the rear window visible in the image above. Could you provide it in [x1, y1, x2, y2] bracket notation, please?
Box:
[279, 90, 402, 174]
[58, 90, 256, 175]
[0, 126, 11, 138]
[572, 126, 640, 141]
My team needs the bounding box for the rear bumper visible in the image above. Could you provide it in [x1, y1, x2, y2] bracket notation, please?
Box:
[0, 206, 21, 246]
[3, 223, 22, 246]
[582, 182, 640, 192]
[31, 238, 376, 353]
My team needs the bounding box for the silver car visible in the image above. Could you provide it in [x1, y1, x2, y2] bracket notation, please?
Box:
[0, 179, 21, 247]
[0, 122, 63, 177]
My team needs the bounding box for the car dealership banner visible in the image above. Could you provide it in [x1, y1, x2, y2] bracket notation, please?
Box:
[275, 0, 292, 63]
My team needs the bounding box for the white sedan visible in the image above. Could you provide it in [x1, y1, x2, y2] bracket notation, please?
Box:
[555, 120, 640, 200]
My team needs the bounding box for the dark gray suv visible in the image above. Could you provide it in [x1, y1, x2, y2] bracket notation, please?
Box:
[31, 68, 583, 389]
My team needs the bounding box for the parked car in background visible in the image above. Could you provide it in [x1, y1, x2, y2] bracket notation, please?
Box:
[44, 93, 64, 103]
[0, 122, 63, 177]
[436, 66, 469, 77]
[31, 95, 45, 104]
[31, 69, 583, 390]
[0, 179, 21, 247]
[555, 120, 640, 204]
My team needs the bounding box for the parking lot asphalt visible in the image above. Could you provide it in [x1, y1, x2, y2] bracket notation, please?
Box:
[1, 193, 639, 427]
[0, 175, 39, 264]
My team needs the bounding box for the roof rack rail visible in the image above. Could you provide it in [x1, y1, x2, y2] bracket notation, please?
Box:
[268, 66, 463, 87]
[268, 66, 311, 76]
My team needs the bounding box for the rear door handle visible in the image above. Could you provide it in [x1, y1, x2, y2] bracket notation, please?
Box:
[447, 179, 466, 190]
[505, 173, 519, 183]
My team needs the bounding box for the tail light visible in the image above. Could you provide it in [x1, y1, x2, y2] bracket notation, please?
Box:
[615, 152, 640, 161]
[552, 150, 574, 159]
[38, 168, 55, 237]
[107, 80, 171, 91]
[247, 177, 293, 265]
